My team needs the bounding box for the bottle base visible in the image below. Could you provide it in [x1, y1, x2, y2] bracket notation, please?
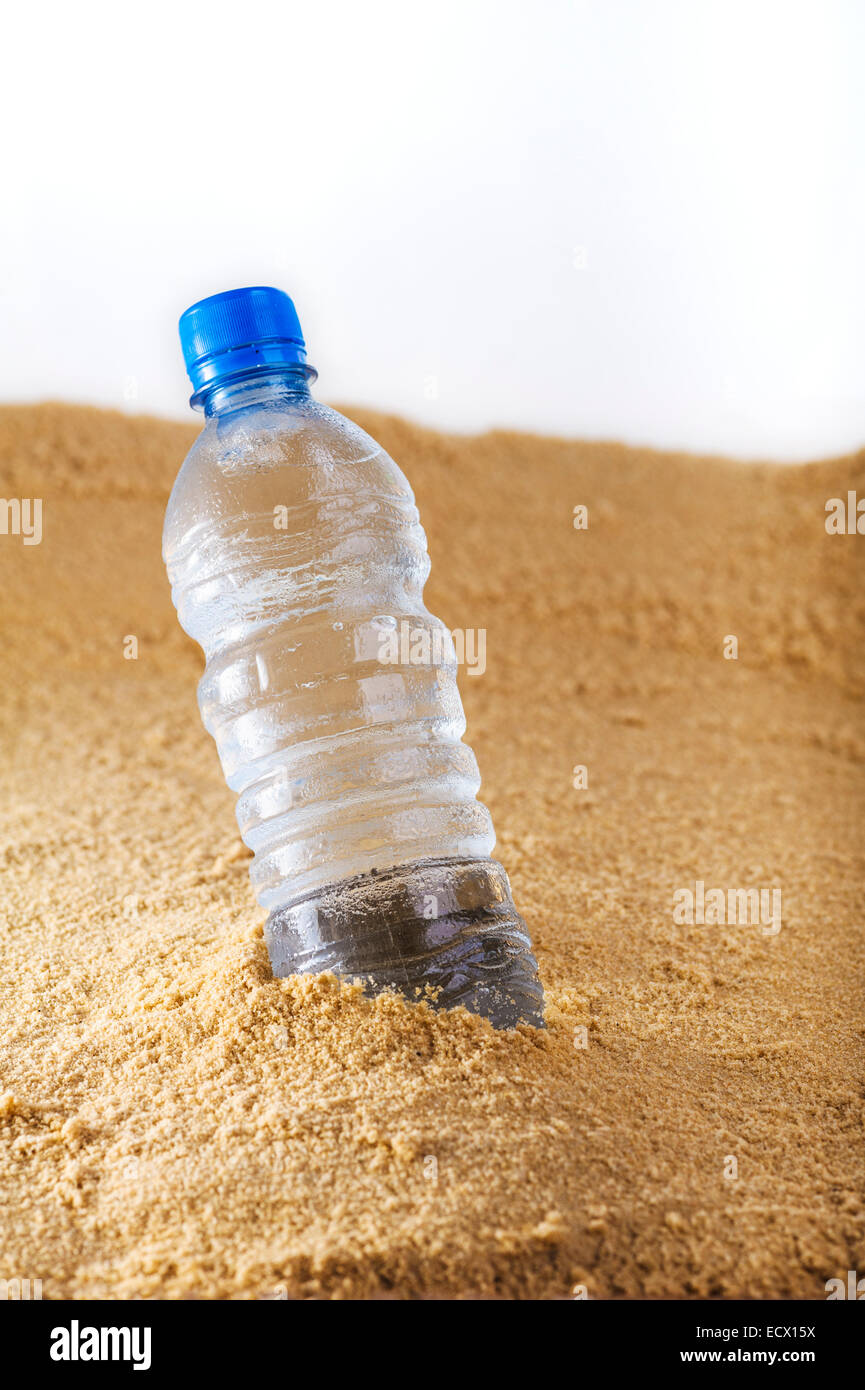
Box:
[264, 857, 544, 1029]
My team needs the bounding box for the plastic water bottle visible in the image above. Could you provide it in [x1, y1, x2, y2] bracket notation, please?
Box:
[163, 287, 544, 1028]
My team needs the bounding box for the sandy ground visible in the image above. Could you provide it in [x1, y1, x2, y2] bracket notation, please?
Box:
[0, 402, 862, 1300]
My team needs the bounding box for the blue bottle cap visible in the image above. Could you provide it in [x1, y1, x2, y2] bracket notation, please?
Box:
[179, 286, 312, 406]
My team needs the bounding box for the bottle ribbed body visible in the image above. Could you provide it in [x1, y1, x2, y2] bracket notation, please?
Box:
[163, 382, 543, 1027]
[163, 392, 495, 908]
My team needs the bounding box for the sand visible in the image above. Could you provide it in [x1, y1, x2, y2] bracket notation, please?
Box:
[0, 402, 862, 1300]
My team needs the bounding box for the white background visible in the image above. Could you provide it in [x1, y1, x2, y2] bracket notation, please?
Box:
[1, 0, 863, 460]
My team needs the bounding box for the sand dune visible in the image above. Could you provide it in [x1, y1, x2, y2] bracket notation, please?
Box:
[0, 403, 862, 1299]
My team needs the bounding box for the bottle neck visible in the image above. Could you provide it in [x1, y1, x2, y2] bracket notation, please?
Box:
[200, 364, 316, 417]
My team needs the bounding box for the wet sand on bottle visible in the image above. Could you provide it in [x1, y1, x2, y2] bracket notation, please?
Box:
[0, 402, 862, 1299]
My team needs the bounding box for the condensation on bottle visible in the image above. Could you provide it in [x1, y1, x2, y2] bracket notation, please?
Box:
[163, 287, 543, 1028]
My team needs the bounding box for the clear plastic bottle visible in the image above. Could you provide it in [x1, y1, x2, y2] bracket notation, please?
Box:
[163, 287, 543, 1028]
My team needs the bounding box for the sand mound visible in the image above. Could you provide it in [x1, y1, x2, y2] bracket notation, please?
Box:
[0, 403, 862, 1299]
